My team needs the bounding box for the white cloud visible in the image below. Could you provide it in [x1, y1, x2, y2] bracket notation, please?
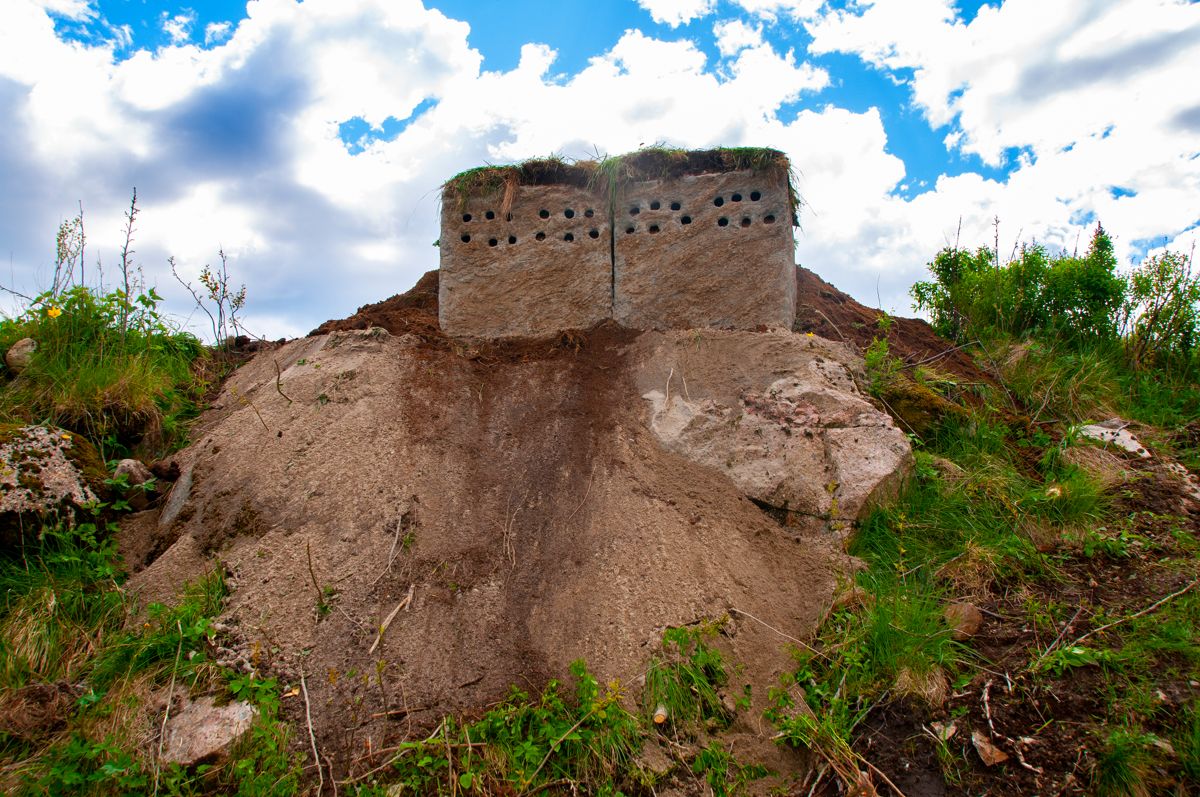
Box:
[731, 0, 823, 23]
[713, 19, 762, 56]
[635, 0, 716, 28]
[204, 21, 232, 45]
[161, 10, 197, 45]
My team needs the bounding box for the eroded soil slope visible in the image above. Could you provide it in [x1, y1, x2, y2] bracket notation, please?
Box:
[123, 321, 886, 779]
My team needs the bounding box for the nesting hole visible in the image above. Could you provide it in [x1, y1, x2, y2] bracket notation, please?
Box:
[508, 235, 517, 244]
[630, 206, 641, 215]
[535, 232, 546, 241]
[488, 238, 498, 247]
[732, 193, 742, 202]
[713, 196, 724, 207]
[539, 209, 550, 219]
[460, 233, 471, 243]
[485, 210, 496, 220]
[717, 217, 729, 227]
[670, 201, 681, 211]
[750, 191, 761, 201]
[626, 226, 636, 234]
[588, 229, 600, 239]
[763, 214, 776, 224]
[584, 208, 595, 218]
[563, 232, 574, 242]
[564, 209, 575, 219]
[740, 217, 751, 228]
[681, 216, 692, 225]
[648, 224, 660, 234]
[462, 213, 472, 222]
[650, 200, 661, 210]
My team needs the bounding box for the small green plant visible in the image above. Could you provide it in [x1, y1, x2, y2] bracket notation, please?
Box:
[1093, 728, 1156, 797]
[692, 742, 769, 797]
[643, 622, 730, 733]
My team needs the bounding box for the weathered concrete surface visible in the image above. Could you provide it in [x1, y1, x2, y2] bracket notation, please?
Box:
[614, 171, 796, 330]
[439, 185, 611, 339]
[633, 329, 911, 529]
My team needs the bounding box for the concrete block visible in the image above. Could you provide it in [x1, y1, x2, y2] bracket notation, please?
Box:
[613, 171, 795, 330]
[438, 184, 612, 339]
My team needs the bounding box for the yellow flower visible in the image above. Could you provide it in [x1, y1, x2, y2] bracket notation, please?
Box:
[47, 306, 62, 318]
[805, 332, 814, 337]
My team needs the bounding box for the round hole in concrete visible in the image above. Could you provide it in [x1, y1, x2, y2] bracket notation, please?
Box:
[681, 216, 692, 225]
[670, 201, 681, 211]
[588, 229, 600, 239]
[564, 209, 575, 219]
[488, 238, 498, 246]
[750, 191, 761, 201]
[564, 232, 574, 242]
[714, 196, 724, 207]
[630, 206, 640, 215]
[536, 232, 546, 241]
[649, 224, 660, 234]
[508, 235, 517, 244]
[460, 233, 471, 243]
[731, 193, 742, 202]
[763, 214, 776, 224]
[539, 209, 550, 219]
[584, 208, 594, 218]
[717, 217, 729, 227]
[741, 217, 751, 228]
[462, 213, 472, 222]
[485, 210, 496, 220]
[650, 200, 661, 210]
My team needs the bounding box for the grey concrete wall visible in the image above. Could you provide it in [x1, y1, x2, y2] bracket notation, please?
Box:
[438, 169, 796, 339]
[612, 171, 796, 330]
[438, 184, 612, 340]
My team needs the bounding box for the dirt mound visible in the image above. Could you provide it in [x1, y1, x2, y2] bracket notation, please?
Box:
[793, 266, 993, 386]
[122, 323, 886, 781]
[309, 268, 444, 344]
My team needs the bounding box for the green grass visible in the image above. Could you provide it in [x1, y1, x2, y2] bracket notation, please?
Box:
[0, 285, 209, 459]
[642, 622, 730, 734]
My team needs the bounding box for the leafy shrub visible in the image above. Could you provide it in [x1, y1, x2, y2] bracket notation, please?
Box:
[1121, 249, 1200, 372]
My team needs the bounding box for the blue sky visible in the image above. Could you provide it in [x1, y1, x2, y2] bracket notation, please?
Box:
[2, 0, 1198, 338]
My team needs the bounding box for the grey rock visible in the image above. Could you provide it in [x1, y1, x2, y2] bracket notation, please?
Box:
[635, 329, 911, 529]
[5, 338, 36, 373]
[944, 601, 983, 640]
[160, 695, 257, 766]
[114, 459, 155, 511]
[158, 463, 193, 529]
[1, 425, 102, 546]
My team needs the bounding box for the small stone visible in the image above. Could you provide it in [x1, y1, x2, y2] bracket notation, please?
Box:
[5, 338, 36, 373]
[944, 601, 984, 640]
[114, 459, 156, 510]
[160, 695, 257, 767]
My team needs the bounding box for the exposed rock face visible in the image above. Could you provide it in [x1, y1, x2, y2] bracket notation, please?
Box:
[1079, 419, 1151, 458]
[633, 329, 912, 529]
[613, 171, 795, 330]
[0, 424, 104, 544]
[5, 338, 36, 373]
[160, 696, 257, 766]
[439, 184, 612, 339]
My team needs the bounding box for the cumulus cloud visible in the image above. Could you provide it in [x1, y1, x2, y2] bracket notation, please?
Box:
[713, 19, 762, 56]
[635, 0, 716, 27]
